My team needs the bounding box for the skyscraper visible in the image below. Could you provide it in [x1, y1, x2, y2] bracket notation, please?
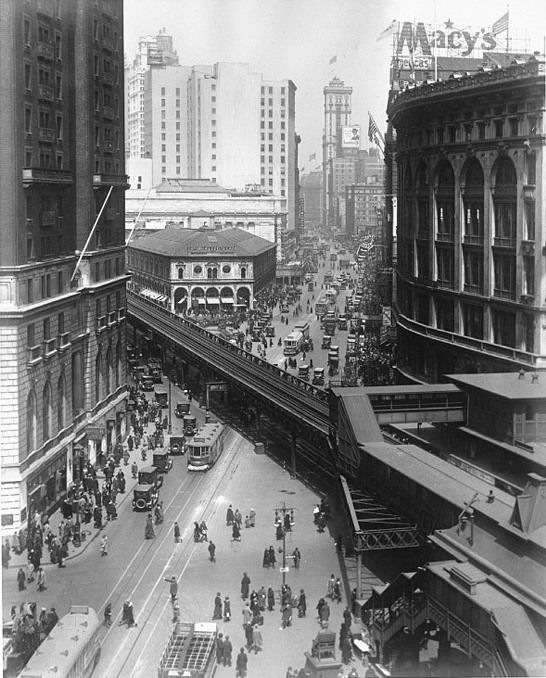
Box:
[125, 38, 298, 230]
[0, 0, 128, 535]
[322, 77, 352, 228]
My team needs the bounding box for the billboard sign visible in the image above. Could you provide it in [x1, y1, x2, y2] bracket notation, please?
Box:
[342, 126, 361, 149]
[395, 20, 498, 59]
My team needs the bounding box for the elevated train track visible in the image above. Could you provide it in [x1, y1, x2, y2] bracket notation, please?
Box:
[127, 291, 330, 436]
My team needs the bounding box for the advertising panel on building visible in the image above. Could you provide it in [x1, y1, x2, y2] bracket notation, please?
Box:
[342, 125, 361, 149]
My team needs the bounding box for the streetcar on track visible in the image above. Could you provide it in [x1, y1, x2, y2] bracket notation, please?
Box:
[19, 606, 101, 678]
[187, 422, 228, 471]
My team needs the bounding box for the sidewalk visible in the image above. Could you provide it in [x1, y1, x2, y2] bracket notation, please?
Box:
[175, 435, 374, 678]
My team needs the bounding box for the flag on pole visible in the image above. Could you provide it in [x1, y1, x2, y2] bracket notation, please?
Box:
[329, 55, 337, 65]
[368, 112, 380, 144]
[308, 153, 316, 162]
[376, 19, 398, 42]
[492, 11, 509, 35]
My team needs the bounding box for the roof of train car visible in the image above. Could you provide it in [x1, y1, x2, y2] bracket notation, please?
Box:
[192, 421, 224, 442]
[20, 607, 100, 678]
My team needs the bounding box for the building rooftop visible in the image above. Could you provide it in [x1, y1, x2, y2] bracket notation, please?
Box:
[156, 178, 231, 194]
[447, 372, 545, 400]
[127, 227, 276, 258]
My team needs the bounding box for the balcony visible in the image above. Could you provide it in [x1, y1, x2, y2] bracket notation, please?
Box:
[493, 288, 516, 301]
[38, 84, 54, 102]
[40, 210, 56, 227]
[103, 105, 114, 120]
[117, 307, 126, 321]
[463, 283, 483, 295]
[22, 168, 72, 185]
[493, 236, 516, 249]
[43, 337, 57, 358]
[436, 232, 454, 242]
[521, 240, 535, 256]
[103, 141, 114, 153]
[463, 234, 484, 246]
[38, 127, 55, 143]
[102, 71, 113, 84]
[36, 41, 54, 60]
[107, 310, 117, 326]
[96, 316, 107, 333]
[93, 173, 129, 188]
[27, 345, 43, 366]
[520, 293, 535, 305]
[58, 332, 71, 351]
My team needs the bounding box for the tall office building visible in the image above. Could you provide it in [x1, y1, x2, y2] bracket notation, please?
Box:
[124, 29, 179, 159]
[322, 77, 352, 228]
[125, 40, 298, 231]
[0, 0, 128, 535]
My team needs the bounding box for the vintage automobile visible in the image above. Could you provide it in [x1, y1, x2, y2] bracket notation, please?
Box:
[138, 465, 163, 490]
[152, 449, 173, 473]
[265, 325, 275, 337]
[175, 399, 190, 417]
[183, 415, 197, 437]
[312, 367, 325, 385]
[132, 483, 159, 511]
[321, 335, 332, 350]
[141, 374, 154, 391]
[154, 387, 169, 407]
[169, 435, 186, 455]
[298, 364, 310, 381]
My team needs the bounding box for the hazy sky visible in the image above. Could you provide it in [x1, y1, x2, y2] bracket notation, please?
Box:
[124, 0, 545, 169]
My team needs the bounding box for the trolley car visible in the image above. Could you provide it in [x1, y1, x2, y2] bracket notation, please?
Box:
[187, 422, 228, 471]
[19, 606, 101, 678]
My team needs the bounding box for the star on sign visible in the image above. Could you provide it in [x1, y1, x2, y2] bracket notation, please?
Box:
[444, 18, 454, 29]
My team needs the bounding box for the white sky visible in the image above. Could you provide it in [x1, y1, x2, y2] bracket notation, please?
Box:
[123, 0, 545, 169]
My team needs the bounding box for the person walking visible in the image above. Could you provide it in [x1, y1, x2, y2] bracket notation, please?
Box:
[236, 647, 248, 677]
[223, 595, 231, 622]
[249, 508, 256, 527]
[251, 623, 263, 653]
[232, 522, 241, 541]
[173, 522, 181, 543]
[267, 587, 275, 611]
[281, 602, 292, 629]
[223, 635, 233, 666]
[241, 572, 251, 600]
[242, 603, 252, 626]
[144, 513, 155, 539]
[165, 576, 178, 602]
[333, 578, 342, 604]
[36, 566, 46, 592]
[100, 534, 109, 556]
[262, 547, 270, 568]
[292, 547, 301, 569]
[213, 592, 223, 620]
[216, 632, 225, 665]
[327, 574, 336, 599]
[226, 504, 234, 525]
[208, 540, 216, 562]
[320, 599, 330, 627]
[17, 567, 26, 591]
[298, 589, 307, 617]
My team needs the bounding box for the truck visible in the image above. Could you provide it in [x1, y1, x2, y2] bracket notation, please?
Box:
[158, 622, 217, 678]
[323, 315, 337, 337]
[294, 321, 310, 341]
[283, 331, 304, 356]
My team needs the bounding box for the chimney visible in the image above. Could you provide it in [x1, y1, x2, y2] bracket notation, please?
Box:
[510, 473, 546, 534]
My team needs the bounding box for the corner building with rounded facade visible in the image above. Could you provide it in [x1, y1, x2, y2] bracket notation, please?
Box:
[388, 57, 545, 382]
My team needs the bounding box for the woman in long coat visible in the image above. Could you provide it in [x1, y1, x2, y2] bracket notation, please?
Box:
[145, 514, 155, 539]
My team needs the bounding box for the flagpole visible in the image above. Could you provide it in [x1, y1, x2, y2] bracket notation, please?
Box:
[506, 5, 510, 53]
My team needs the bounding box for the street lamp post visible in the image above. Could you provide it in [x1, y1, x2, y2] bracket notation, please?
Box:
[273, 503, 295, 587]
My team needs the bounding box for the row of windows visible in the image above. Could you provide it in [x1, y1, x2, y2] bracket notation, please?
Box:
[400, 114, 540, 150]
[261, 86, 286, 95]
[261, 121, 286, 130]
[261, 109, 286, 118]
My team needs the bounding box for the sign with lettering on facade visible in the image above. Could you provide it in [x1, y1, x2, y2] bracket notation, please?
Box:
[395, 20, 498, 59]
[342, 125, 361, 149]
[86, 426, 105, 441]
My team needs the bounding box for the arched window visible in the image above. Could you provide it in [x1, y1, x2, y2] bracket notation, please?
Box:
[493, 156, 517, 241]
[57, 374, 66, 430]
[27, 391, 37, 452]
[95, 350, 103, 402]
[435, 161, 455, 236]
[207, 267, 218, 279]
[240, 266, 247, 279]
[177, 267, 185, 279]
[42, 381, 52, 442]
[462, 158, 485, 294]
[492, 156, 517, 301]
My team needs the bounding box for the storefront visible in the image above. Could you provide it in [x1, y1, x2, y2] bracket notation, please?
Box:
[26, 449, 67, 520]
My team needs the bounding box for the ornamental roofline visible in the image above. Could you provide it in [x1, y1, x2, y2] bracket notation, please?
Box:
[388, 56, 544, 117]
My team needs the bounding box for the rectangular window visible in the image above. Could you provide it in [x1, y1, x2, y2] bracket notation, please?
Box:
[523, 256, 535, 296]
[43, 317, 50, 340]
[161, 87, 165, 95]
[494, 119, 504, 137]
[463, 250, 483, 293]
[436, 247, 454, 286]
[25, 107, 32, 133]
[27, 281, 34, 304]
[27, 323, 35, 346]
[524, 201, 535, 240]
[463, 303, 483, 339]
[494, 202, 516, 240]
[477, 122, 486, 139]
[493, 253, 516, 299]
[509, 117, 519, 136]
[492, 309, 515, 347]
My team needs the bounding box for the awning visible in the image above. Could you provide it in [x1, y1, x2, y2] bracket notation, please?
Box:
[195, 298, 206, 304]
[140, 288, 153, 298]
[220, 297, 234, 303]
[158, 295, 168, 303]
[206, 297, 220, 304]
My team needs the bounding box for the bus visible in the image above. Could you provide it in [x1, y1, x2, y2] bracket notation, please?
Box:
[315, 296, 329, 317]
[283, 331, 304, 356]
[325, 288, 338, 304]
[187, 422, 228, 471]
[19, 606, 101, 678]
